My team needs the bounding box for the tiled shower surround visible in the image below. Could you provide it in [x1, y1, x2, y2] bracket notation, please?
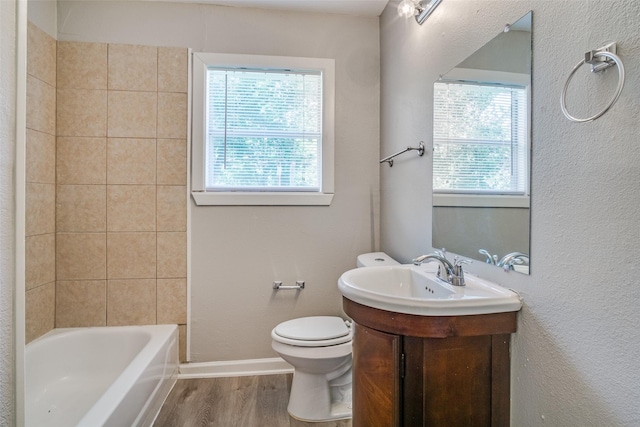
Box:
[25, 22, 188, 360]
[26, 22, 57, 344]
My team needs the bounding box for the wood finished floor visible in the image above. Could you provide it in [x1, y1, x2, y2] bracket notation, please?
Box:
[154, 374, 352, 427]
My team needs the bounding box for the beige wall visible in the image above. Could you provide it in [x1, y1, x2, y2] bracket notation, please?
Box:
[25, 20, 189, 360]
[55, 0, 381, 362]
[54, 41, 189, 360]
[186, 11, 380, 362]
[25, 22, 56, 342]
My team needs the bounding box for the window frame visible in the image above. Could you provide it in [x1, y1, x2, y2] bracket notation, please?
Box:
[432, 68, 531, 209]
[191, 52, 335, 206]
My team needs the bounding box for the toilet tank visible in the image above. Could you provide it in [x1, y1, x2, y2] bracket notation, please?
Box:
[356, 252, 400, 268]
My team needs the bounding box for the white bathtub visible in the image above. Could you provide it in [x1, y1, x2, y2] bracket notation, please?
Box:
[25, 324, 178, 427]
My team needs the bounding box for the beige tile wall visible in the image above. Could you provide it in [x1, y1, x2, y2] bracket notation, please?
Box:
[55, 41, 188, 358]
[25, 22, 188, 358]
[25, 22, 57, 343]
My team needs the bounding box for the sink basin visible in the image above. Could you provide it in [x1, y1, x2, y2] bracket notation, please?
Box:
[338, 265, 522, 316]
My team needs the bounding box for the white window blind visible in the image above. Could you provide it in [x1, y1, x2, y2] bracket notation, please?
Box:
[433, 81, 528, 195]
[205, 68, 322, 192]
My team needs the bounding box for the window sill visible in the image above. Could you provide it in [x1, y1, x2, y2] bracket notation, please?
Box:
[433, 193, 529, 208]
[191, 191, 334, 206]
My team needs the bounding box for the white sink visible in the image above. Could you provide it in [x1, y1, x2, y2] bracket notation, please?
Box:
[338, 265, 522, 316]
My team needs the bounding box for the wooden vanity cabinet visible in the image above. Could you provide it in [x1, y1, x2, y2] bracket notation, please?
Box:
[344, 298, 517, 427]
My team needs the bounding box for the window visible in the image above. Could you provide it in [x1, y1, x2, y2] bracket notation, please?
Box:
[192, 53, 335, 206]
[433, 81, 529, 199]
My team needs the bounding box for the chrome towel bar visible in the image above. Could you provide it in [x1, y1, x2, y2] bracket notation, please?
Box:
[380, 141, 425, 167]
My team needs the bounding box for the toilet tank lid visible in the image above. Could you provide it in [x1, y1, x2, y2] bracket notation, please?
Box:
[356, 252, 400, 267]
[274, 316, 350, 341]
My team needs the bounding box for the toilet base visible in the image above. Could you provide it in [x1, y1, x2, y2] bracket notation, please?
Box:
[287, 369, 352, 422]
[289, 403, 352, 423]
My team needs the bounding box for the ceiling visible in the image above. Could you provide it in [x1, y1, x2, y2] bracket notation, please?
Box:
[161, 0, 390, 17]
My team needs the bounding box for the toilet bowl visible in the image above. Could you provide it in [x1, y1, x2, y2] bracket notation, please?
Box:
[271, 252, 399, 422]
[272, 316, 353, 422]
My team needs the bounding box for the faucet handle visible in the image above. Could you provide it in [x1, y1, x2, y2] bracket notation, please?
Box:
[453, 256, 472, 267]
[450, 257, 472, 286]
[478, 249, 496, 265]
[502, 257, 525, 271]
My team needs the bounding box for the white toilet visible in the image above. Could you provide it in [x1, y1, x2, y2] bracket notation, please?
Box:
[271, 252, 399, 422]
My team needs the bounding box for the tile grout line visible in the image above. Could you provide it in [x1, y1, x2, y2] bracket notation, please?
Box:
[105, 43, 110, 327]
[156, 47, 160, 326]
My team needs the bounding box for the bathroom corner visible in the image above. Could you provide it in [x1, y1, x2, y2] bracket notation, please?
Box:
[24, 15, 190, 361]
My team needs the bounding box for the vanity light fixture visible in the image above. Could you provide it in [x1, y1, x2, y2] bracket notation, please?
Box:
[397, 0, 443, 25]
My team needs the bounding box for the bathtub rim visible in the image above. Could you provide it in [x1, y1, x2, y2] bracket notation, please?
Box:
[25, 324, 179, 427]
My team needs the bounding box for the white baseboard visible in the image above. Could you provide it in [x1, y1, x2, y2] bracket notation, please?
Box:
[179, 357, 294, 379]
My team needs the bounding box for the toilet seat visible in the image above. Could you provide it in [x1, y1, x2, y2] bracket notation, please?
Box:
[272, 316, 352, 347]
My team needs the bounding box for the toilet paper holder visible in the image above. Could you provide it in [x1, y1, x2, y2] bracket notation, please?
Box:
[273, 281, 305, 290]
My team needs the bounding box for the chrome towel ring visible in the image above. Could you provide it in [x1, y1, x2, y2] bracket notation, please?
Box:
[561, 43, 625, 123]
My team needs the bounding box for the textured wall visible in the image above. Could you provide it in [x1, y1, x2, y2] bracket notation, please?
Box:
[381, 0, 640, 425]
[0, 0, 17, 423]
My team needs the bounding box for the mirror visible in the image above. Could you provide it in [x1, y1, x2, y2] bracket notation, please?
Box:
[432, 12, 532, 274]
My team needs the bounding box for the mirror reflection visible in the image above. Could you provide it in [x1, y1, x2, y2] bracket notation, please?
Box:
[432, 11, 532, 274]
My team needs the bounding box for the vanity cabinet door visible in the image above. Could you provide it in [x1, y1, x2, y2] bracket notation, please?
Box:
[352, 323, 401, 427]
[403, 334, 511, 427]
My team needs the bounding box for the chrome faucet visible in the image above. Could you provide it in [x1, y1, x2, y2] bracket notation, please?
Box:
[478, 249, 499, 265]
[498, 252, 529, 271]
[412, 252, 472, 286]
[479, 249, 529, 271]
[413, 253, 453, 282]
